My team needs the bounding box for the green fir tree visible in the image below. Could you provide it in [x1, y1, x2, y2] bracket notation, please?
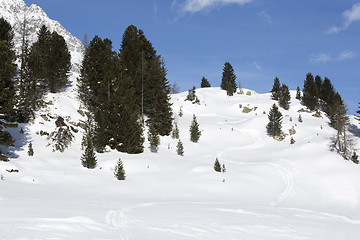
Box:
[279, 84, 291, 110]
[176, 139, 184, 156]
[148, 123, 160, 153]
[114, 158, 126, 180]
[270, 77, 281, 100]
[201, 77, 211, 88]
[267, 104, 283, 137]
[27, 142, 34, 156]
[220, 62, 237, 96]
[190, 114, 201, 143]
[214, 158, 221, 172]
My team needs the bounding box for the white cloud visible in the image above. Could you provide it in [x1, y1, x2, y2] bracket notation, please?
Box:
[254, 61, 261, 70]
[310, 50, 356, 63]
[338, 50, 356, 60]
[257, 10, 272, 24]
[326, 2, 360, 34]
[180, 0, 253, 13]
[310, 53, 333, 63]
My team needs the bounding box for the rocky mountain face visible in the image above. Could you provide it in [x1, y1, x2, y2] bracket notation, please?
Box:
[0, 0, 84, 72]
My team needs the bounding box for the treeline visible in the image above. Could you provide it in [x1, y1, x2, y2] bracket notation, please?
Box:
[78, 25, 173, 155]
[0, 18, 71, 160]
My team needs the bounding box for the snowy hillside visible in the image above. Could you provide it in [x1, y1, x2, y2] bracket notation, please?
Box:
[0, 0, 84, 71]
[1, 78, 360, 239]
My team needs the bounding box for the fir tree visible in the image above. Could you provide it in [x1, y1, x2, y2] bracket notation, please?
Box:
[214, 158, 221, 172]
[81, 134, 97, 169]
[148, 123, 160, 153]
[201, 77, 211, 88]
[171, 122, 180, 139]
[357, 102, 360, 123]
[279, 84, 291, 110]
[176, 139, 184, 156]
[320, 77, 335, 115]
[190, 114, 201, 143]
[302, 73, 318, 111]
[314, 75, 322, 100]
[185, 86, 200, 104]
[114, 158, 126, 180]
[267, 104, 283, 137]
[296, 86, 301, 100]
[27, 142, 34, 156]
[270, 77, 281, 100]
[220, 62, 237, 96]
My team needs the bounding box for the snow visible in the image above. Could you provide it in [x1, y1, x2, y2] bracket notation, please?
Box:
[1, 1, 360, 238]
[1, 77, 360, 239]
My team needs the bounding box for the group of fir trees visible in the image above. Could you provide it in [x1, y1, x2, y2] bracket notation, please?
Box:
[270, 77, 291, 110]
[0, 18, 71, 160]
[78, 25, 173, 154]
[18, 25, 71, 123]
[0, 18, 17, 160]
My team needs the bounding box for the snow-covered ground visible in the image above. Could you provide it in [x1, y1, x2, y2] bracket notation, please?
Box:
[1, 73, 360, 239]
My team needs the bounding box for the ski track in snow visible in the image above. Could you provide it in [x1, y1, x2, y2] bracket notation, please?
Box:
[217, 126, 294, 206]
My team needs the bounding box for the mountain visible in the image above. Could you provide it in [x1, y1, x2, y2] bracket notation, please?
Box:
[0, 0, 84, 72]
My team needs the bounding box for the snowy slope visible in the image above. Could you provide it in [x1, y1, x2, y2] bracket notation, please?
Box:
[1, 82, 360, 239]
[0, 0, 84, 71]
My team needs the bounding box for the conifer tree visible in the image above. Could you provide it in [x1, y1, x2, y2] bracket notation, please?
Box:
[296, 86, 301, 100]
[114, 158, 126, 180]
[214, 158, 221, 172]
[220, 62, 237, 96]
[270, 77, 281, 100]
[279, 84, 291, 110]
[329, 92, 351, 159]
[201, 77, 211, 88]
[298, 114, 303, 123]
[0, 18, 16, 160]
[171, 122, 180, 139]
[148, 123, 160, 153]
[27, 142, 34, 156]
[176, 139, 184, 156]
[185, 86, 200, 104]
[314, 75, 322, 99]
[357, 102, 360, 123]
[267, 104, 283, 137]
[81, 133, 97, 169]
[302, 73, 318, 111]
[190, 114, 201, 143]
[119, 25, 172, 136]
[320, 77, 335, 115]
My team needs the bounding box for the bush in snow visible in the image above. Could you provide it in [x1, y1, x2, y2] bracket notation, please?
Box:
[185, 86, 200, 104]
[351, 152, 359, 164]
[114, 158, 126, 180]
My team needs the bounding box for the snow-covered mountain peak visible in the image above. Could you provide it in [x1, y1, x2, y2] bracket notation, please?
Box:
[0, 0, 84, 72]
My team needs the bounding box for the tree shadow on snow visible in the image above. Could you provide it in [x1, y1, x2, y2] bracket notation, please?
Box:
[4, 123, 31, 159]
[348, 124, 360, 138]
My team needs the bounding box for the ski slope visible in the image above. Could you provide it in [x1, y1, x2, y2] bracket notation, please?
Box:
[1, 75, 360, 239]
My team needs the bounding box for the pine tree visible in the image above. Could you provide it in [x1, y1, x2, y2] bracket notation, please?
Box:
[0, 18, 17, 160]
[220, 62, 237, 96]
[302, 73, 318, 111]
[148, 122, 160, 153]
[185, 86, 199, 104]
[47, 31, 71, 93]
[296, 86, 301, 100]
[270, 77, 281, 100]
[27, 142, 34, 156]
[201, 77, 211, 88]
[214, 158, 221, 172]
[267, 104, 283, 137]
[81, 135, 97, 169]
[320, 77, 335, 115]
[190, 114, 201, 143]
[114, 158, 126, 180]
[314, 75, 322, 100]
[279, 84, 291, 110]
[176, 139, 184, 156]
[171, 122, 180, 139]
[119, 25, 173, 136]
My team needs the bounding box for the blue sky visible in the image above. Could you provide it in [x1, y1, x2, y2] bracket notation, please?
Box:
[24, 0, 360, 114]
